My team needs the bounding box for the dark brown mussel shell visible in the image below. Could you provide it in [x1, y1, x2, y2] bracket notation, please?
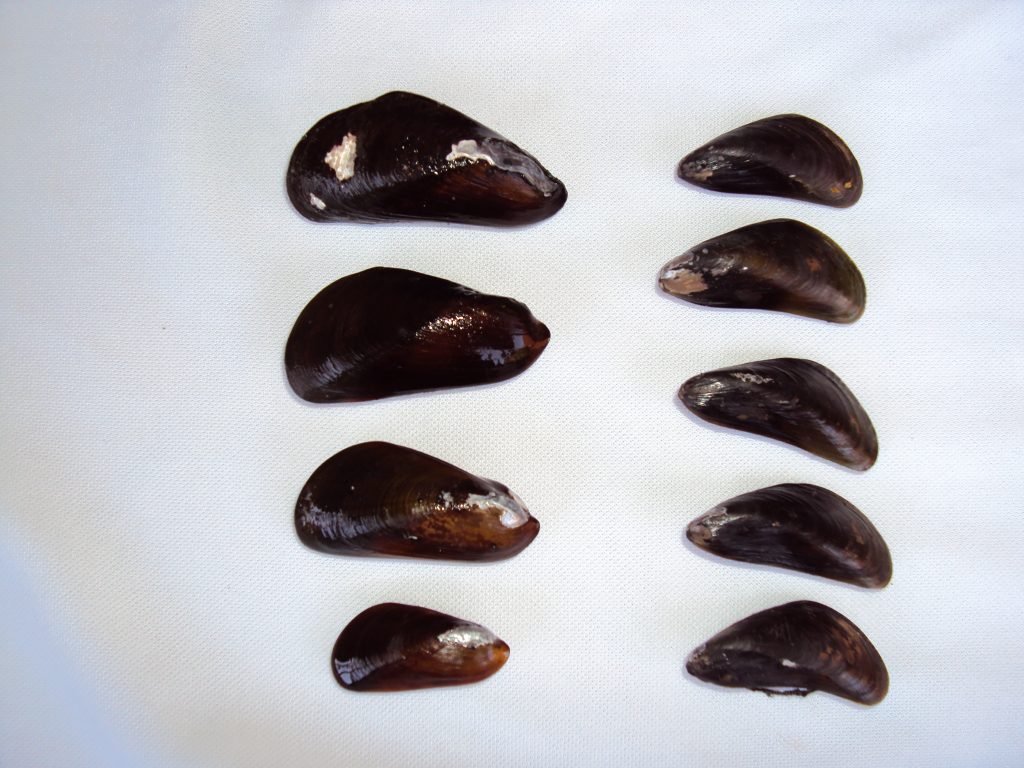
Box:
[677, 115, 862, 207]
[687, 484, 891, 587]
[658, 219, 865, 323]
[285, 267, 549, 402]
[679, 358, 877, 470]
[686, 600, 888, 705]
[287, 91, 567, 226]
[333, 603, 510, 691]
[296, 441, 539, 561]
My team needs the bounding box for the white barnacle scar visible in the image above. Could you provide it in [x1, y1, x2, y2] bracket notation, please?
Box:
[731, 372, 773, 385]
[437, 624, 496, 648]
[661, 265, 708, 294]
[443, 489, 531, 528]
[324, 133, 357, 181]
[446, 139, 496, 166]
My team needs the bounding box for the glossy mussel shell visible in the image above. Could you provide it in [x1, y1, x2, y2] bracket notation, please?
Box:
[285, 267, 550, 402]
[659, 219, 865, 323]
[333, 603, 510, 691]
[287, 91, 567, 226]
[296, 441, 540, 561]
[687, 483, 891, 587]
[686, 600, 888, 705]
[678, 114, 862, 207]
[679, 358, 878, 470]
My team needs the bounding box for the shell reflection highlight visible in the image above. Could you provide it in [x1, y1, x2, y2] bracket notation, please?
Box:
[686, 600, 888, 705]
[333, 603, 510, 691]
[296, 441, 540, 561]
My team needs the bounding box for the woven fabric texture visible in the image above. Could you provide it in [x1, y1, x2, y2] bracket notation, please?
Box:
[2, 2, 1023, 766]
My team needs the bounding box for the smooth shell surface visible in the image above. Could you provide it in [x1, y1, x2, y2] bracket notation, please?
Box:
[333, 603, 510, 691]
[678, 114, 862, 207]
[285, 267, 550, 402]
[679, 358, 878, 470]
[287, 91, 567, 226]
[686, 600, 888, 705]
[687, 483, 891, 587]
[296, 441, 539, 561]
[659, 219, 865, 323]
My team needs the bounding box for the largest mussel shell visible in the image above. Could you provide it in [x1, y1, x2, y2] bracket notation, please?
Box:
[658, 219, 866, 323]
[686, 600, 888, 705]
[687, 483, 892, 587]
[295, 441, 540, 561]
[679, 358, 878, 470]
[333, 603, 510, 691]
[285, 267, 550, 402]
[677, 115, 862, 207]
[287, 91, 567, 226]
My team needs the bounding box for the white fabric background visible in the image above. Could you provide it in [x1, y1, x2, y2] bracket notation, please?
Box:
[2, 2, 1023, 766]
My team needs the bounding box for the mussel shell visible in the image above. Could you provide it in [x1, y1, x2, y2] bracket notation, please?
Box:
[658, 219, 865, 323]
[285, 267, 550, 402]
[686, 600, 888, 705]
[333, 603, 510, 691]
[679, 358, 878, 470]
[296, 441, 539, 561]
[687, 483, 891, 587]
[677, 115, 862, 207]
[287, 91, 567, 226]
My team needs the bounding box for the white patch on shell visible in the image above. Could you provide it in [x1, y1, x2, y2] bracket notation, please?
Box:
[324, 133, 357, 181]
[661, 265, 708, 295]
[439, 489, 531, 528]
[477, 491, 531, 528]
[437, 623, 497, 649]
[501, 490, 531, 527]
[697, 506, 736, 536]
[309, 193, 326, 210]
[708, 260, 733, 277]
[477, 347, 507, 365]
[687, 377, 725, 407]
[780, 658, 799, 668]
[732, 372, 773, 385]
[446, 139, 496, 166]
[691, 168, 714, 181]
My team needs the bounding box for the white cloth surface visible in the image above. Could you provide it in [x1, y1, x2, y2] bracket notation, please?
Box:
[2, 2, 1023, 766]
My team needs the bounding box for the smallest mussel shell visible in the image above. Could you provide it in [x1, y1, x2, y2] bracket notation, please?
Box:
[333, 603, 510, 691]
